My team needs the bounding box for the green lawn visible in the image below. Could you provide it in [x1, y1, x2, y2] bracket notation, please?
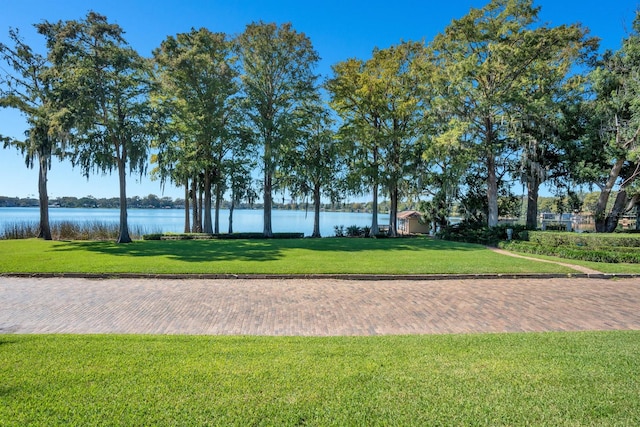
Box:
[1, 332, 638, 426]
[504, 250, 640, 274]
[0, 237, 578, 275]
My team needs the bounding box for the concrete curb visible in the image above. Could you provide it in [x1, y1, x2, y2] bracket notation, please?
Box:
[2, 272, 638, 281]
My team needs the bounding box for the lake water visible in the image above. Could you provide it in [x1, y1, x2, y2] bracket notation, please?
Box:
[0, 207, 390, 237]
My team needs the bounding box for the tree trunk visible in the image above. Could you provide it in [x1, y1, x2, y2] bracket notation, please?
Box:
[388, 183, 398, 237]
[370, 145, 380, 236]
[595, 158, 625, 232]
[228, 199, 235, 234]
[116, 158, 131, 243]
[604, 190, 627, 233]
[485, 118, 499, 228]
[526, 173, 540, 230]
[203, 170, 213, 234]
[183, 180, 190, 233]
[198, 186, 204, 232]
[37, 156, 52, 240]
[311, 184, 321, 238]
[487, 154, 499, 228]
[438, 197, 449, 229]
[371, 183, 379, 236]
[214, 182, 222, 235]
[263, 167, 273, 237]
[191, 178, 199, 233]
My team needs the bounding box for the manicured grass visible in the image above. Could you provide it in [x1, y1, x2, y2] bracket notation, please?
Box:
[0, 237, 576, 275]
[1, 332, 638, 426]
[503, 250, 640, 274]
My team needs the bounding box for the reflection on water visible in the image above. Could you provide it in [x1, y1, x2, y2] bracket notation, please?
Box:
[0, 207, 390, 237]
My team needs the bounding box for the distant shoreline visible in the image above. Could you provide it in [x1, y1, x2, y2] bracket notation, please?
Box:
[0, 195, 400, 214]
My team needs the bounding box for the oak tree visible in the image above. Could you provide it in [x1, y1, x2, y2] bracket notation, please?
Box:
[430, 0, 581, 227]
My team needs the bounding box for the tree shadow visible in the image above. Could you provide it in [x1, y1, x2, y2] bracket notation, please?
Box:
[50, 239, 285, 263]
[48, 236, 484, 263]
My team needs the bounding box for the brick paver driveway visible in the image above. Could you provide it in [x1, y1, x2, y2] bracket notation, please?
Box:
[1, 276, 639, 335]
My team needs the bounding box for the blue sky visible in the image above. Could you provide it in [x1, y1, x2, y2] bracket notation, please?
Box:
[0, 0, 637, 200]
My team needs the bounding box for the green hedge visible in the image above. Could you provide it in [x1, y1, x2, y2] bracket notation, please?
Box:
[143, 232, 304, 240]
[528, 231, 640, 248]
[500, 240, 640, 263]
[439, 222, 528, 246]
[219, 232, 304, 239]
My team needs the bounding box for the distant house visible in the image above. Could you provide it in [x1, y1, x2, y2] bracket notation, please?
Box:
[397, 210, 429, 235]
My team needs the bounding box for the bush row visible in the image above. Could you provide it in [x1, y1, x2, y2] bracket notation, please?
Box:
[499, 240, 640, 263]
[143, 232, 304, 240]
[333, 225, 375, 237]
[528, 231, 640, 248]
[438, 221, 528, 246]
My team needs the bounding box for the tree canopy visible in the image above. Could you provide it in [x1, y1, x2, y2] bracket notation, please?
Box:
[2, 3, 640, 239]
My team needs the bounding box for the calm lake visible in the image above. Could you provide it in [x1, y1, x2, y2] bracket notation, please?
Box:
[0, 207, 390, 237]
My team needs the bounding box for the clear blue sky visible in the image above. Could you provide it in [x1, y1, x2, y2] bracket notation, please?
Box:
[0, 0, 637, 200]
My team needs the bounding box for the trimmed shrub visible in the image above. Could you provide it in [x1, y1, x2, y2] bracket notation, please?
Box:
[439, 221, 528, 246]
[142, 233, 163, 240]
[159, 233, 213, 240]
[151, 232, 305, 240]
[544, 223, 569, 232]
[617, 229, 640, 234]
[499, 240, 640, 263]
[528, 231, 640, 248]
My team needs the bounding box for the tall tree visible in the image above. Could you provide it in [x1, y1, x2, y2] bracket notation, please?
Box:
[507, 24, 597, 229]
[153, 28, 239, 234]
[282, 100, 342, 238]
[328, 42, 428, 236]
[226, 149, 257, 234]
[238, 21, 320, 237]
[430, 0, 579, 227]
[0, 28, 68, 240]
[369, 42, 429, 236]
[149, 135, 196, 233]
[581, 13, 640, 232]
[327, 57, 384, 235]
[38, 12, 153, 243]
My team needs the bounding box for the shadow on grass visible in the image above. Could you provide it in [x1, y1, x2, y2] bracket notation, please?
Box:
[50, 239, 284, 263]
[48, 237, 485, 263]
